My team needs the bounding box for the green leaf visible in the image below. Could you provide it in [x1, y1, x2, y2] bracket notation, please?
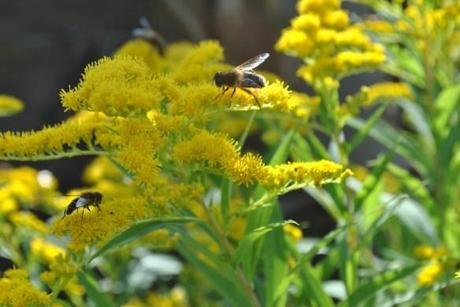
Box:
[89, 217, 202, 262]
[298, 226, 347, 264]
[243, 128, 297, 279]
[397, 100, 434, 150]
[77, 271, 115, 307]
[346, 105, 386, 154]
[392, 195, 438, 245]
[347, 118, 432, 177]
[433, 84, 460, 137]
[297, 263, 335, 307]
[355, 150, 396, 211]
[339, 265, 419, 307]
[176, 233, 254, 307]
[262, 207, 291, 307]
[234, 219, 297, 265]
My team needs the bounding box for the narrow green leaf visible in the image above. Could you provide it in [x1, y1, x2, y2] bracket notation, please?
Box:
[77, 271, 115, 307]
[347, 118, 431, 177]
[89, 217, 202, 262]
[176, 235, 254, 307]
[339, 265, 419, 307]
[355, 149, 396, 211]
[392, 196, 438, 245]
[297, 263, 335, 307]
[433, 83, 460, 137]
[346, 105, 386, 154]
[397, 100, 434, 150]
[234, 219, 297, 265]
[243, 128, 297, 278]
[263, 207, 290, 307]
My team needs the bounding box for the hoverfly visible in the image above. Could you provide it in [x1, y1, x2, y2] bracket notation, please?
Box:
[132, 16, 166, 55]
[214, 52, 270, 106]
[62, 192, 103, 223]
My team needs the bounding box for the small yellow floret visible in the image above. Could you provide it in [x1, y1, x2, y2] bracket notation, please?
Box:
[0, 95, 24, 116]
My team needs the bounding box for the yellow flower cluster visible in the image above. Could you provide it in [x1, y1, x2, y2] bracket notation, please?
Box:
[340, 82, 413, 116]
[0, 269, 50, 307]
[173, 130, 351, 188]
[53, 195, 150, 251]
[276, 0, 385, 88]
[30, 237, 66, 263]
[417, 262, 443, 287]
[124, 287, 188, 307]
[0, 112, 108, 160]
[0, 94, 24, 116]
[414, 244, 448, 287]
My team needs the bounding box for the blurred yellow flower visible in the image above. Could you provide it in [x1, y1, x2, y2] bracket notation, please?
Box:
[0, 269, 50, 307]
[417, 262, 443, 287]
[0, 95, 24, 116]
[284, 223, 303, 241]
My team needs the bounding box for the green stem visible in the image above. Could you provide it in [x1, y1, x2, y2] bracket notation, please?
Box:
[202, 203, 262, 307]
[0, 150, 110, 161]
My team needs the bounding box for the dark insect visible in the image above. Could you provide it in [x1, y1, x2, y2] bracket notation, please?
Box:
[214, 52, 270, 106]
[62, 192, 103, 223]
[132, 17, 166, 55]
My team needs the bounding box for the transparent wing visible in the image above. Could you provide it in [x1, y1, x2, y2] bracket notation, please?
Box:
[75, 197, 89, 208]
[236, 53, 270, 71]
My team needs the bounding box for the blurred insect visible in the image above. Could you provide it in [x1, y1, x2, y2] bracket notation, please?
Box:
[62, 192, 103, 223]
[132, 16, 166, 55]
[214, 52, 270, 107]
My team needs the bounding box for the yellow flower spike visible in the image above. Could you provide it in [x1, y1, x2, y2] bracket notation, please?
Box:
[115, 38, 164, 72]
[9, 211, 48, 234]
[0, 113, 108, 160]
[362, 82, 413, 106]
[0, 268, 50, 307]
[417, 262, 443, 287]
[259, 160, 351, 190]
[0, 95, 24, 116]
[223, 153, 265, 186]
[172, 130, 239, 169]
[30, 238, 66, 264]
[60, 56, 163, 116]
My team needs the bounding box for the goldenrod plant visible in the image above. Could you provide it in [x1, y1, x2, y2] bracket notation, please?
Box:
[0, 0, 459, 306]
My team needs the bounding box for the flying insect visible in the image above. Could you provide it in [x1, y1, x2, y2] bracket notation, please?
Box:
[132, 17, 166, 55]
[62, 192, 103, 223]
[214, 52, 270, 106]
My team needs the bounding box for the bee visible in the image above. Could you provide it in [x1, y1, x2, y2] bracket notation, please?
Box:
[214, 52, 270, 107]
[132, 16, 166, 55]
[62, 192, 103, 223]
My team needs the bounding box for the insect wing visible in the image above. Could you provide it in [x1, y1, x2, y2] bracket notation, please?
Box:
[75, 197, 89, 208]
[236, 53, 269, 71]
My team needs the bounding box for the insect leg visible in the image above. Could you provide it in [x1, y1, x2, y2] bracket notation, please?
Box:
[230, 87, 236, 97]
[214, 87, 230, 99]
[80, 209, 84, 224]
[239, 88, 261, 107]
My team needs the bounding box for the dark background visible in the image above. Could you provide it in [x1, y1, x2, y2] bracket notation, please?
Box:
[0, 0, 387, 235]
